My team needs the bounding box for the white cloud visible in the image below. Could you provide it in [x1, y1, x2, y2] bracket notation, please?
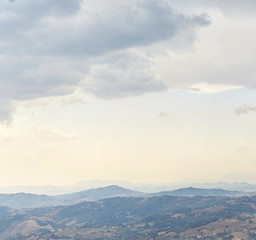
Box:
[151, 9, 256, 92]
[19, 91, 87, 109]
[188, 83, 242, 93]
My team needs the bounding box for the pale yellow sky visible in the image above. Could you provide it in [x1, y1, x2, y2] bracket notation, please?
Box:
[0, 0, 256, 186]
[0, 89, 255, 186]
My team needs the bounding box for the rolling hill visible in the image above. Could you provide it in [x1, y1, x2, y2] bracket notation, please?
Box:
[2, 195, 256, 239]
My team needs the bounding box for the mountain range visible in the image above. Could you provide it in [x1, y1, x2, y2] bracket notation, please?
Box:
[2, 180, 256, 195]
[0, 185, 254, 209]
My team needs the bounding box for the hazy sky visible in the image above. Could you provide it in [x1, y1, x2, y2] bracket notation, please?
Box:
[0, 0, 256, 186]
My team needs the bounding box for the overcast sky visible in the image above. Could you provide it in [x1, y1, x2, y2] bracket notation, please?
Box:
[0, 0, 256, 186]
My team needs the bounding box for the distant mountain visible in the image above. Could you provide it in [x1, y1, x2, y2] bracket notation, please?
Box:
[0, 193, 57, 209]
[0, 185, 145, 209]
[56, 185, 144, 201]
[191, 182, 256, 192]
[0, 185, 255, 209]
[150, 187, 242, 197]
[0, 185, 70, 195]
[73, 180, 256, 193]
[0, 180, 169, 195]
[2, 180, 256, 195]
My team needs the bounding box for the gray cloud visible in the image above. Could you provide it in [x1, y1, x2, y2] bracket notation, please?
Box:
[0, 56, 85, 100]
[2, 0, 82, 17]
[168, 0, 256, 15]
[0, 0, 209, 57]
[235, 104, 256, 115]
[148, 0, 256, 93]
[0, 99, 15, 126]
[82, 52, 166, 98]
[0, 0, 209, 123]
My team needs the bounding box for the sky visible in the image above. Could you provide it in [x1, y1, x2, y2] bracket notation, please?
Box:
[0, 0, 256, 186]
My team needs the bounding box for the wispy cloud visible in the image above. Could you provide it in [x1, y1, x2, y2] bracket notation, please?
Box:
[28, 126, 78, 141]
[236, 139, 254, 152]
[235, 104, 256, 115]
[158, 112, 169, 118]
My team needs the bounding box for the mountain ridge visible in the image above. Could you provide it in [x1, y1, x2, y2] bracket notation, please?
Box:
[0, 185, 254, 209]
